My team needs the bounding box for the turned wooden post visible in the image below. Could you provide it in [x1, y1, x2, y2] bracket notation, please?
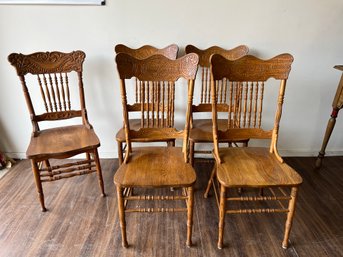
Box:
[316, 65, 343, 168]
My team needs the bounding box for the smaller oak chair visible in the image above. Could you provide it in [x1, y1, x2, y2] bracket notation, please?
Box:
[114, 53, 199, 247]
[115, 44, 179, 164]
[8, 51, 105, 211]
[185, 45, 249, 165]
[206, 53, 303, 249]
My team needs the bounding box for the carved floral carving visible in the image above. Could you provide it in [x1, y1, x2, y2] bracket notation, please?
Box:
[116, 53, 199, 81]
[8, 51, 85, 76]
[115, 44, 178, 60]
[211, 54, 294, 81]
[185, 45, 249, 67]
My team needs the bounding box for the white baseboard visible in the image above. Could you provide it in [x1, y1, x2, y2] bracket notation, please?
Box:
[4, 150, 343, 160]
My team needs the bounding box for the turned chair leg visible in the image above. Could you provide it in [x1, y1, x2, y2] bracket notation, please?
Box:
[204, 166, 216, 198]
[86, 153, 91, 171]
[186, 186, 194, 247]
[282, 187, 298, 249]
[189, 141, 195, 167]
[116, 186, 128, 247]
[117, 141, 124, 165]
[167, 139, 175, 147]
[93, 149, 105, 197]
[44, 160, 53, 179]
[218, 185, 226, 249]
[31, 160, 46, 212]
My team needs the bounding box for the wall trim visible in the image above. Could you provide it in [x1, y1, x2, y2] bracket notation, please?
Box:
[5, 150, 343, 160]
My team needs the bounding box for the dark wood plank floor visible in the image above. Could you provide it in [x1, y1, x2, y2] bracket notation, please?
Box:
[0, 157, 342, 257]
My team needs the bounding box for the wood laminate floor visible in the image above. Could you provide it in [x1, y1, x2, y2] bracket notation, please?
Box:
[0, 157, 342, 257]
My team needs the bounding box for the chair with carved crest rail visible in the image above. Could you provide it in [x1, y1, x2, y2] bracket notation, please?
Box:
[115, 44, 179, 164]
[8, 51, 105, 212]
[205, 53, 303, 249]
[114, 52, 199, 247]
[185, 45, 249, 165]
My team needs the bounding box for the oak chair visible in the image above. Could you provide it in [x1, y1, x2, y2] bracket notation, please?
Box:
[115, 44, 179, 164]
[114, 53, 199, 247]
[185, 45, 249, 165]
[205, 53, 303, 249]
[8, 51, 105, 212]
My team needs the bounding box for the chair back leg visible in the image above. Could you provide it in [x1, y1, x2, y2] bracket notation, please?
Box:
[186, 186, 194, 247]
[117, 142, 124, 165]
[31, 160, 47, 212]
[92, 149, 105, 197]
[218, 185, 226, 249]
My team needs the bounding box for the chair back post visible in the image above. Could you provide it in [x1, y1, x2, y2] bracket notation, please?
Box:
[76, 70, 91, 128]
[211, 74, 221, 164]
[270, 79, 287, 162]
[19, 74, 41, 136]
[183, 78, 195, 162]
[118, 78, 132, 164]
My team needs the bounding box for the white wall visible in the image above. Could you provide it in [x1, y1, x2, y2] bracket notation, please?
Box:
[1, 0, 343, 158]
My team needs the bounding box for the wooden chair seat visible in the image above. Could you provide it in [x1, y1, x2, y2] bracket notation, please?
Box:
[27, 125, 100, 160]
[190, 119, 238, 142]
[216, 147, 303, 187]
[116, 119, 139, 142]
[114, 147, 196, 188]
[116, 119, 174, 143]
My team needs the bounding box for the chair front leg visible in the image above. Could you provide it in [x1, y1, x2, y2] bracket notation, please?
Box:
[117, 141, 124, 165]
[282, 187, 299, 249]
[116, 186, 128, 247]
[31, 160, 46, 212]
[186, 186, 194, 247]
[218, 184, 226, 249]
[93, 149, 105, 197]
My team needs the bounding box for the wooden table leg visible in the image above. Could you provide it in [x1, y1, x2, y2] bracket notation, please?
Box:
[316, 107, 340, 168]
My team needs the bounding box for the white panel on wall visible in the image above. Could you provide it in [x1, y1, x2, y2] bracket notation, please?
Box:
[0, 0, 104, 5]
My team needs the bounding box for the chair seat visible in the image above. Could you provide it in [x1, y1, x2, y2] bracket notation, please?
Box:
[216, 147, 303, 187]
[116, 119, 140, 142]
[189, 119, 227, 142]
[116, 119, 175, 143]
[190, 119, 248, 143]
[114, 147, 196, 187]
[26, 125, 100, 160]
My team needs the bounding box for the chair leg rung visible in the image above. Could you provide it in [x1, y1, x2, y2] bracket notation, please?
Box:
[226, 208, 289, 214]
[125, 207, 188, 213]
[41, 169, 96, 182]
